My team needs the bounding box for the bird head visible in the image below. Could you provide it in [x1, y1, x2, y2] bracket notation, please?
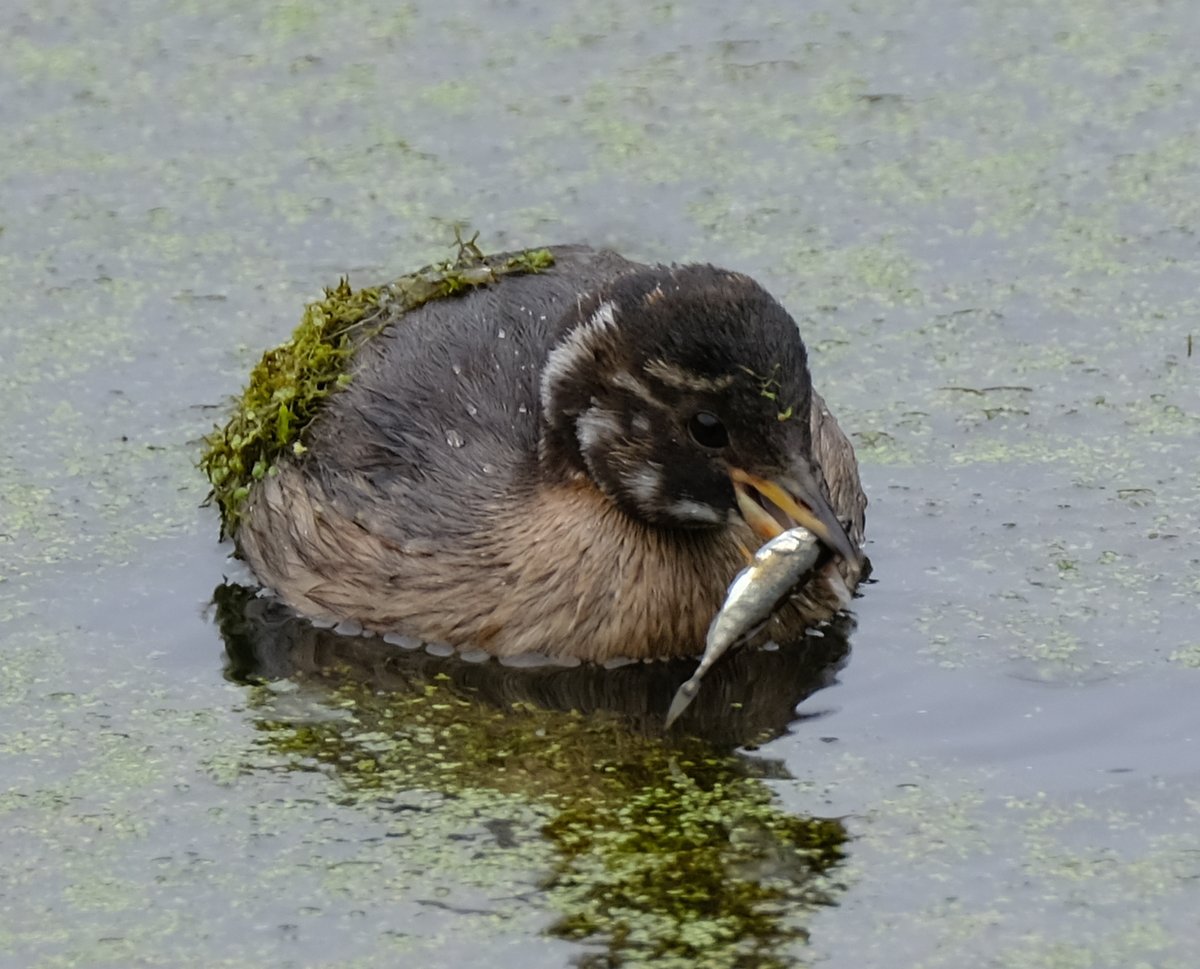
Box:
[539, 263, 863, 571]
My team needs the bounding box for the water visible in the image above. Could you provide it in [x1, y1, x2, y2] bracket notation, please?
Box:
[2, 0, 1198, 966]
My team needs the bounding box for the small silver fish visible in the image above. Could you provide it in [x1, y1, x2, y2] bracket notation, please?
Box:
[665, 527, 821, 728]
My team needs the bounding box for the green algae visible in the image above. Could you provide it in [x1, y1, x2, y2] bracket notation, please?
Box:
[742, 364, 800, 421]
[199, 275, 382, 537]
[546, 767, 843, 967]
[237, 646, 845, 969]
[1168, 645, 1200, 669]
[199, 238, 554, 538]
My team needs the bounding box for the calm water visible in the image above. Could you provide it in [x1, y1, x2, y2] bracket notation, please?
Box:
[3, 1, 1198, 966]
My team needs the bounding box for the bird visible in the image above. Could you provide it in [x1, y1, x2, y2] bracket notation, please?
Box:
[233, 244, 868, 663]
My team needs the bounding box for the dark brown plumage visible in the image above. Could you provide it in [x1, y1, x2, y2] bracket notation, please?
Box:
[235, 245, 867, 661]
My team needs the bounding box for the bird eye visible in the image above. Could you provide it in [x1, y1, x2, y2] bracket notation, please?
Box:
[688, 411, 729, 449]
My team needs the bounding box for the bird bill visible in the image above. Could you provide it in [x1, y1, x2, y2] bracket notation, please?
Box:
[665, 527, 821, 728]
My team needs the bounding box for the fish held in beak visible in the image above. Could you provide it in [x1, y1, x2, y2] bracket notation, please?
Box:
[730, 466, 862, 567]
[665, 526, 821, 728]
[664, 466, 864, 729]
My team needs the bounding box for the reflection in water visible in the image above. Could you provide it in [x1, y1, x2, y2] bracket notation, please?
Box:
[214, 583, 852, 967]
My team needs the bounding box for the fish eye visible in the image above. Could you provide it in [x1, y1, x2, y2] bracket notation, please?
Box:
[688, 411, 729, 449]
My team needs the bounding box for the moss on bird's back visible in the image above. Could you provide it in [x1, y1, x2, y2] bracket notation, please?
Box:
[200, 240, 555, 538]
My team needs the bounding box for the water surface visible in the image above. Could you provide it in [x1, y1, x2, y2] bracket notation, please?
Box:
[2, 1, 1198, 966]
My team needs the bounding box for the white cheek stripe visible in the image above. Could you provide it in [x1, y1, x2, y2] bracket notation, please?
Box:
[588, 300, 617, 332]
[540, 300, 620, 416]
[575, 404, 622, 454]
[626, 465, 664, 506]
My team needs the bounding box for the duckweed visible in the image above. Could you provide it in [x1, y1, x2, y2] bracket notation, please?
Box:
[244, 661, 845, 968]
[199, 235, 554, 537]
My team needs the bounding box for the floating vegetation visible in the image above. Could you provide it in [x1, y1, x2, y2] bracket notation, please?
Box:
[199, 235, 554, 537]
[739, 363, 796, 422]
[546, 753, 845, 968]
[250, 677, 844, 968]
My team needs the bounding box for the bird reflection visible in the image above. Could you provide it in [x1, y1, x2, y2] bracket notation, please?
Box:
[215, 582, 852, 750]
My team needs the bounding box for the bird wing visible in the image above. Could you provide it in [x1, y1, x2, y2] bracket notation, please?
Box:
[809, 389, 867, 549]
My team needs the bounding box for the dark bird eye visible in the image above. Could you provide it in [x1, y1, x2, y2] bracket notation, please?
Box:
[688, 411, 729, 449]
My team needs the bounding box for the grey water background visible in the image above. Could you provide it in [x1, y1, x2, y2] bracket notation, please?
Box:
[3, 0, 1199, 966]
